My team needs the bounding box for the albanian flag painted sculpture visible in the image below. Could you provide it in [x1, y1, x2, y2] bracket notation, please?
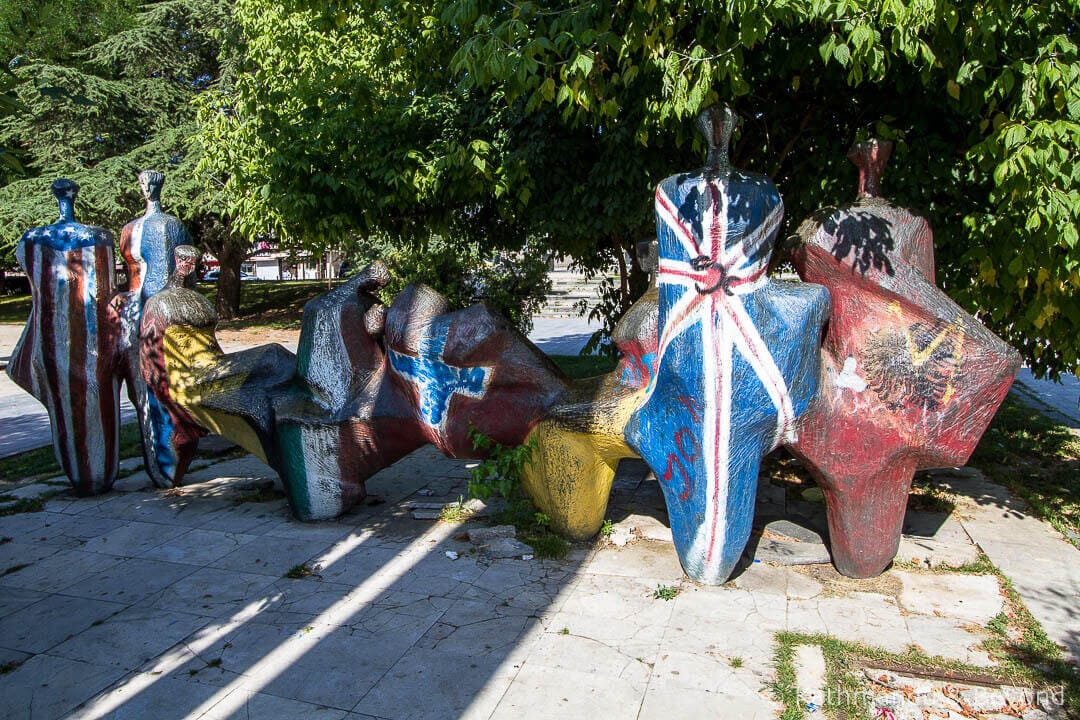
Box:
[625, 107, 830, 584]
[8, 108, 1021, 585]
[785, 139, 1021, 578]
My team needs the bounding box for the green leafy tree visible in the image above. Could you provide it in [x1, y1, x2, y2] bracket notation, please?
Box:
[0, 0, 248, 317]
[200, 0, 1078, 377]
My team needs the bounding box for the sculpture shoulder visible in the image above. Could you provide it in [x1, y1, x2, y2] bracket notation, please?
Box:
[142, 212, 191, 243]
[656, 168, 781, 213]
[20, 222, 112, 251]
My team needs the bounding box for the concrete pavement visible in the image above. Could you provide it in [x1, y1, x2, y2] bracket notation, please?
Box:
[3, 451, 1065, 720]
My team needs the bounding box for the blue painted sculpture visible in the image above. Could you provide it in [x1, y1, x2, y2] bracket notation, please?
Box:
[625, 107, 830, 584]
[117, 170, 195, 486]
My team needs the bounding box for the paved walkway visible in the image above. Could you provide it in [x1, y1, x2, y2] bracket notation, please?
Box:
[2, 451, 1060, 720]
[1013, 368, 1080, 430]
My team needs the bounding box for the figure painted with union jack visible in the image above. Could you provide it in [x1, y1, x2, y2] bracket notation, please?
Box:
[626, 106, 830, 584]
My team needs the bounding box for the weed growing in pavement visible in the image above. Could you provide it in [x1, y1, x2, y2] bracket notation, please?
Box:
[653, 584, 679, 601]
[284, 564, 313, 579]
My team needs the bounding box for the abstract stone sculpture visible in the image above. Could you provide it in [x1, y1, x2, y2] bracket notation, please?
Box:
[625, 106, 830, 585]
[140, 251, 572, 520]
[117, 170, 193, 486]
[6, 179, 121, 493]
[521, 281, 658, 539]
[786, 139, 1021, 578]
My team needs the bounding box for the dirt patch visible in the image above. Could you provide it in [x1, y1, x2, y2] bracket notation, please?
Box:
[216, 326, 300, 350]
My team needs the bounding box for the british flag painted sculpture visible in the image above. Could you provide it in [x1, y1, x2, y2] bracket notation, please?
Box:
[117, 170, 195, 487]
[786, 139, 1021, 578]
[625, 107, 830, 585]
[6, 179, 122, 494]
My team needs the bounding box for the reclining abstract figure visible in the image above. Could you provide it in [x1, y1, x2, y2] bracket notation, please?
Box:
[116, 170, 193, 486]
[6, 179, 121, 494]
[140, 251, 573, 520]
[786, 139, 1021, 578]
[625, 106, 830, 585]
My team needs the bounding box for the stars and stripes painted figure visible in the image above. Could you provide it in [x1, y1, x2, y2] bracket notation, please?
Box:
[625, 107, 830, 585]
[6, 179, 121, 494]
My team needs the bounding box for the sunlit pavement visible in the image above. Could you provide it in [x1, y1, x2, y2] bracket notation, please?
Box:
[4, 443, 1077, 719]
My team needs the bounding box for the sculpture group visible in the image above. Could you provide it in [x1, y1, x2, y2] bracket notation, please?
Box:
[8, 106, 1021, 585]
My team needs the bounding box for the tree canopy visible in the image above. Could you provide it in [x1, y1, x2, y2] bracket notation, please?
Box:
[0, 0, 248, 314]
[197, 0, 1079, 378]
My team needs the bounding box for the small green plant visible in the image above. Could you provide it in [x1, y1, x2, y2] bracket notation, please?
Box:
[559, 627, 570, 635]
[599, 519, 614, 537]
[653, 584, 680, 601]
[467, 427, 571, 559]
[0, 497, 44, 517]
[729, 656, 744, 668]
[439, 496, 471, 522]
[467, 427, 538, 502]
[0, 660, 22, 675]
[284, 564, 313, 579]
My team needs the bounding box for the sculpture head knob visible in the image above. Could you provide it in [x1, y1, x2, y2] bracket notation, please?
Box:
[51, 178, 79, 222]
[696, 104, 739, 176]
[139, 169, 165, 207]
[167, 245, 200, 288]
[636, 239, 659, 275]
[847, 139, 893, 199]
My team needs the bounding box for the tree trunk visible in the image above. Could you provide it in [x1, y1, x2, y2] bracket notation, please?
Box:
[612, 234, 649, 316]
[215, 248, 244, 320]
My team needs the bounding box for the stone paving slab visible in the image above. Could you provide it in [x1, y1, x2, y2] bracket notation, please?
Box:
[0, 449, 1072, 718]
[939, 469, 1080, 666]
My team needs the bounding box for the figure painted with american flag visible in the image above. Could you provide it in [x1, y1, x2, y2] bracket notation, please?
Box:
[7, 179, 121, 494]
[625, 107, 830, 584]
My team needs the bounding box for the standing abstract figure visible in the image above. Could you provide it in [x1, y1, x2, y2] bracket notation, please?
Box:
[6, 179, 121, 494]
[626, 107, 830, 584]
[116, 170, 194, 486]
[786, 139, 1021, 578]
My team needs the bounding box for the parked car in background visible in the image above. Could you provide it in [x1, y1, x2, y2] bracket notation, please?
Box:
[202, 270, 257, 282]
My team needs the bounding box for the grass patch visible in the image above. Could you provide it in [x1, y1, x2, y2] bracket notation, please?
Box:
[487, 502, 571, 559]
[547, 354, 618, 379]
[0, 294, 30, 324]
[439, 496, 471, 522]
[0, 423, 144, 485]
[0, 498, 43, 517]
[970, 395, 1080, 546]
[0, 660, 22, 675]
[199, 280, 339, 331]
[2, 280, 336, 329]
[773, 553, 1080, 718]
[2, 563, 30, 576]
